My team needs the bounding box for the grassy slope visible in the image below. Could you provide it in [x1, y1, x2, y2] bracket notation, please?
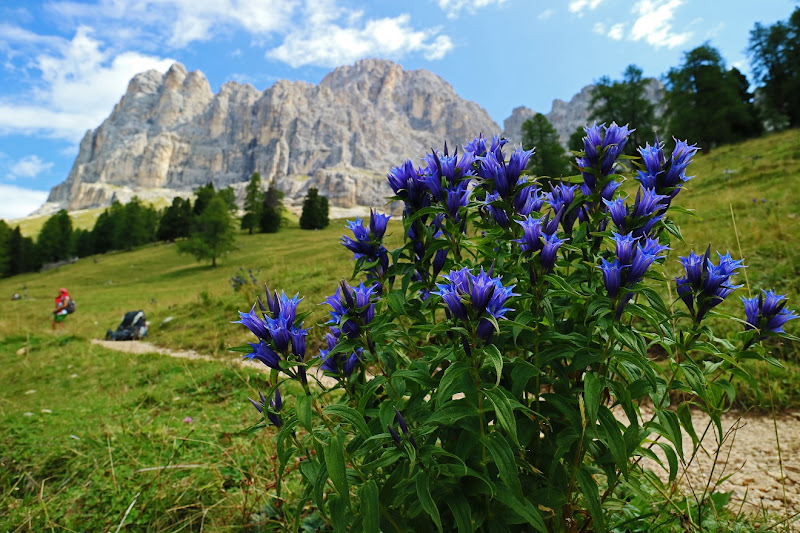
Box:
[0, 129, 798, 530]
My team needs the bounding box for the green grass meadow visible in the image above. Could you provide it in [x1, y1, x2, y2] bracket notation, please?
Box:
[0, 129, 799, 530]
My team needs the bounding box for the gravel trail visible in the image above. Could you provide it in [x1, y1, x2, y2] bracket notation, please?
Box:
[91, 339, 800, 527]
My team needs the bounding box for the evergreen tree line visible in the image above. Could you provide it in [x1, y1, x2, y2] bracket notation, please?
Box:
[522, 6, 800, 177]
[0, 176, 331, 277]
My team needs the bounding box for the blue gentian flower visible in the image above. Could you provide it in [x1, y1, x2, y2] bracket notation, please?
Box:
[599, 258, 623, 298]
[636, 137, 698, 209]
[484, 191, 510, 228]
[578, 123, 632, 189]
[445, 180, 471, 221]
[600, 123, 633, 176]
[612, 232, 636, 265]
[248, 389, 283, 428]
[742, 290, 798, 334]
[433, 267, 517, 340]
[322, 280, 379, 339]
[516, 215, 545, 254]
[233, 305, 269, 341]
[465, 134, 506, 160]
[603, 196, 628, 231]
[541, 232, 567, 274]
[245, 341, 281, 370]
[676, 248, 744, 320]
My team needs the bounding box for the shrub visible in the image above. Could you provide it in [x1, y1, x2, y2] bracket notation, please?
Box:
[232, 128, 797, 532]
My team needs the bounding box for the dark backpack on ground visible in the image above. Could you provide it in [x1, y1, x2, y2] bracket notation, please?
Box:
[106, 310, 148, 341]
[66, 297, 76, 314]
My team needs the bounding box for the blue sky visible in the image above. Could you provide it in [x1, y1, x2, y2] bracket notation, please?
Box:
[0, 0, 795, 220]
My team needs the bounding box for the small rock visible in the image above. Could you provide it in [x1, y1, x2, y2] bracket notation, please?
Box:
[40, 409, 52, 414]
[16, 347, 26, 355]
[24, 390, 36, 395]
[23, 412, 33, 417]
[70, 374, 78, 379]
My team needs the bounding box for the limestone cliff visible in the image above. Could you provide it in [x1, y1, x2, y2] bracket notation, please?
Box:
[40, 59, 500, 215]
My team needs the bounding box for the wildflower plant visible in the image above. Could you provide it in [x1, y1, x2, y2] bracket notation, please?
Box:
[232, 126, 798, 532]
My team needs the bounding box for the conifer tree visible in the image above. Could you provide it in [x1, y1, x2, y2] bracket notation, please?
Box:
[299, 188, 329, 230]
[178, 196, 236, 267]
[242, 172, 263, 234]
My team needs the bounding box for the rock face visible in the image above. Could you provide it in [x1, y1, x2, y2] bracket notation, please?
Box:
[40, 59, 499, 215]
[502, 79, 665, 148]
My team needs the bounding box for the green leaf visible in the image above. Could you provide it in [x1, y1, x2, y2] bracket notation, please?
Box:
[328, 493, 347, 533]
[657, 409, 684, 459]
[676, 402, 699, 448]
[416, 471, 443, 533]
[359, 480, 380, 533]
[484, 387, 519, 446]
[494, 485, 547, 533]
[324, 404, 371, 440]
[424, 399, 479, 426]
[583, 373, 603, 425]
[436, 362, 470, 408]
[482, 344, 504, 387]
[482, 432, 522, 498]
[576, 466, 606, 532]
[325, 432, 349, 505]
[296, 393, 312, 432]
[446, 492, 472, 533]
[597, 407, 628, 479]
[656, 442, 679, 483]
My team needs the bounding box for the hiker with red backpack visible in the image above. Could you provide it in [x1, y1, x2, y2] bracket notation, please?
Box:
[52, 288, 75, 330]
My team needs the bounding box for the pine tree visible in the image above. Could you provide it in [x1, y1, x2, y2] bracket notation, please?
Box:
[259, 185, 284, 233]
[299, 188, 329, 230]
[589, 64, 657, 154]
[664, 44, 762, 152]
[520, 114, 570, 178]
[37, 209, 73, 263]
[178, 196, 236, 267]
[242, 173, 263, 234]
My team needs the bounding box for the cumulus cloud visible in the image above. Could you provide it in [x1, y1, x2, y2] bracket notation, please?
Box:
[0, 184, 49, 220]
[538, 8, 555, 20]
[48, 0, 297, 48]
[630, 0, 691, 49]
[268, 1, 453, 68]
[0, 26, 174, 141]
[7, 155, 54, 180]
[436, 0, 507, 18]
[607, 23, 625, 40]
[568, 0, 604, 16]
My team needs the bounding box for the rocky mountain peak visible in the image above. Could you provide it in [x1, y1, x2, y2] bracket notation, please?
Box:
[38, 59, 499, 217]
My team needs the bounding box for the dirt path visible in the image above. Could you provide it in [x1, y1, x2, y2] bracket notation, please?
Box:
[91, 339, 800, 526]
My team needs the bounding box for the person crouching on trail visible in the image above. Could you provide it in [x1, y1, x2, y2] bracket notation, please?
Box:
[53, 288, 71, 330]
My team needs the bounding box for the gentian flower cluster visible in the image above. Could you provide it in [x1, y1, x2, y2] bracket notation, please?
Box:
[317, 280, 379, 380]
[515, 214, 567, 274]
[433, 267, 517, 340]
[545, 183, 581, 234]
[319, 331, 363, 379]
[249, 388, 282, 428]
[341, 210, 391, 290]
[675, 248, 744, 321]
[234, 286, 309, 382]
[576, 123, 632, 191]
[423, 145, 475, 222]
[636, 137, 698, 212]
[603, 188, 669, 239]
[742, 290, 798, 336]
[599, 233, 669, 315]
[323, 280, 378, 339]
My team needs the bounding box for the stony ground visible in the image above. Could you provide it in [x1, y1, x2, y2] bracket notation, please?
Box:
[92, 339, 800, 529]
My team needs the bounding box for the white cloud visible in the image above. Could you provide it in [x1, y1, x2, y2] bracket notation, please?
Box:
[630, 0, 691, 49]
[7, 155, 53, 180]
[538, 8, 555, 20]
[436, 0, 507, 19]
[0, 184, 49, 220]
[569, 0, 604, 16]
[607, 23, 625, 40]
[0, 26, 174, 141]
[593, 22, 605, 36]
[48, 0, 298, 48]
[268, 1, 453, 68]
